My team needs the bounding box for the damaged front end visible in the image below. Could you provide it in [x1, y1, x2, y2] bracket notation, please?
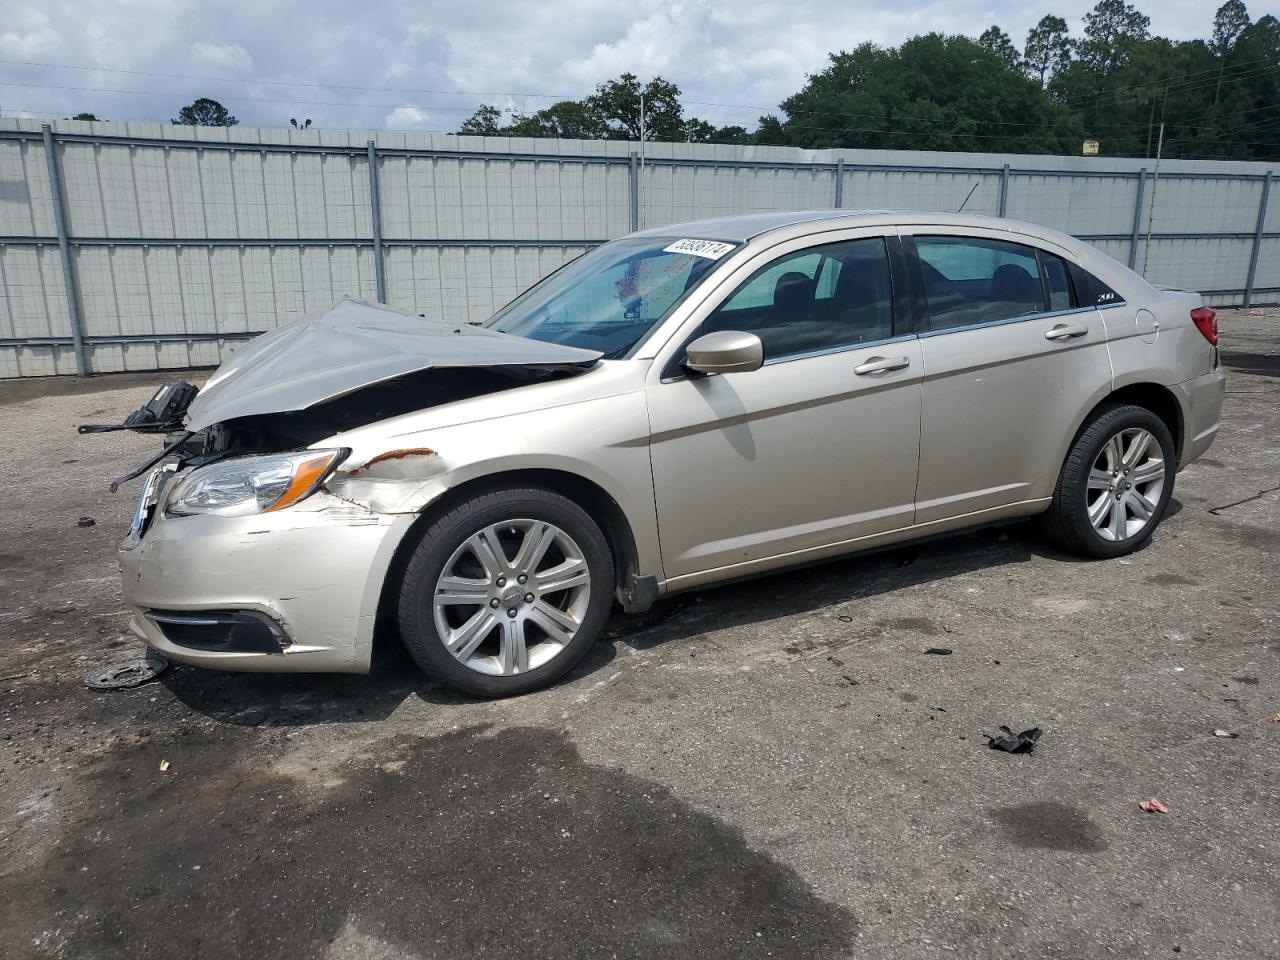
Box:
[92, 299, 603, 522]
[93, 300, 605, 674]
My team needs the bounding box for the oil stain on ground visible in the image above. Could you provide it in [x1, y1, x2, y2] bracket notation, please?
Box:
[988, 801, 1109, 854]
[9, 725, 856, 960]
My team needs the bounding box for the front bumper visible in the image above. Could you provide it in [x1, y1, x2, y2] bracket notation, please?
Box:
[1174, 363, 1227, 469]
[120, 489, 414, 673]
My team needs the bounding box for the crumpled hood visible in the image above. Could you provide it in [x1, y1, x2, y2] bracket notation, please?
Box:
[185, 299, 602, 431]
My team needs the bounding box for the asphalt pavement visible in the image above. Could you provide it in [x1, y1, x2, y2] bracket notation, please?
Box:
[1, 309, 1277, 959]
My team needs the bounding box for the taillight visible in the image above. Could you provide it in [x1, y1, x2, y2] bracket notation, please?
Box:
[1190, 306, 1217, 345]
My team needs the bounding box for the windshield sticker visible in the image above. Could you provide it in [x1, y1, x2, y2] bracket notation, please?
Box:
[663, 239, 735, 260]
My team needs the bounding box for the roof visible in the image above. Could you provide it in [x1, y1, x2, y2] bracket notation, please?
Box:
[632, 208, 1147, 301]
[631, 210, 898, 243]
[630, 209, 1083, 249]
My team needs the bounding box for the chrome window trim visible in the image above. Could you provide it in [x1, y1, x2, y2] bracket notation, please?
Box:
[916, 304, 1098, 339]
[761, 332, 918, 367]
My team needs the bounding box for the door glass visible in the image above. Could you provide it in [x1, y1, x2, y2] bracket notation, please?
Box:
[915, 237, 1047, 331]
[1040, 252, 1074, 311]
[704, 238, 894, 360]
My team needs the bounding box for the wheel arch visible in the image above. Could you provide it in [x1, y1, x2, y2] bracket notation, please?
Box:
[1069, 381, 1185, 464]
[371, 468, 644, 660]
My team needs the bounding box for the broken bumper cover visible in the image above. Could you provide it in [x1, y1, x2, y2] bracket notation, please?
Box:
[119, 491, 414, 673]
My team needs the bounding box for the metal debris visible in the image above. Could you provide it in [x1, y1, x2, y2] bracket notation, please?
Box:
[77, 517, 96, 528]
[1213, 728, 1238, 738]
[85, 649, 170, 690]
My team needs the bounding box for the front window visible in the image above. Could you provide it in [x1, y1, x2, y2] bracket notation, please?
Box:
[486, 237, 736, 358]
[702, 237, 895, 361]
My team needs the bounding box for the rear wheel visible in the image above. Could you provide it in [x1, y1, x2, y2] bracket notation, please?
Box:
[398, 487, 615, 697]
[1042, 404, 1176, 558]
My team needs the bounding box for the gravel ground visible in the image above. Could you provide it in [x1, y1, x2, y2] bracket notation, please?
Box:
[0, 309, 1277, 960]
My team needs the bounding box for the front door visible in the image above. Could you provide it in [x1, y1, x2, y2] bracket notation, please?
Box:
[646, 233, 923, 584]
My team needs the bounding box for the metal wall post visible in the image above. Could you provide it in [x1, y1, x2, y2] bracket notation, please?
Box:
[1243, 171, 1273, 308]
[834, 158, 845, 209]
[998, 163, 1010, 217]
[41, 124, 89, 375]
[366, 140, 387, 304]
[629, 152, 639, 231]
[1128, 168, 1148, 270]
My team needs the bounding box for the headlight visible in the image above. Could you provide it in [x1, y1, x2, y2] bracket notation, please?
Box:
[166, 449, 347, 518]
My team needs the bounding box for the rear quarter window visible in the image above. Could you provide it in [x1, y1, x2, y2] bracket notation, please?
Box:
[1068, 263, 1125, 307]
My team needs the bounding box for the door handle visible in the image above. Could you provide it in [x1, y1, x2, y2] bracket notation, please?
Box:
[854, 355, 911, 376]
[1044, 322, 1088, 341]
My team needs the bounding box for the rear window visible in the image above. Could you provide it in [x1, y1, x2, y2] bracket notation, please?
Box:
[1040, 251, 1074, 311]
[915, 236, 1046, 331]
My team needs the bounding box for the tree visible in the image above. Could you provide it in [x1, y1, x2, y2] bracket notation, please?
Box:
[754, 115, 786, 145]
[978, 26, 1021, 70]
[1024, 15, 1074, 84]
[706, 124, 755, 145]
[454, 74, 743, 143]
[459, 105, 504, 136]
[452, 14, 1278, 160]
[507, 100, 611, 139]
[587, 73, 685, 140]
[774, 34, 1081, 154]
[171, 98, 238, 127]
[68, 112, 103, 121]
[1078, 0, 1151, 73]
[1212, 0, 1251, 52]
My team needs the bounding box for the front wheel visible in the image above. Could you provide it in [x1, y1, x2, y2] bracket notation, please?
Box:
[1042, 404, 1176, 559]
[398, 487, 615, 697]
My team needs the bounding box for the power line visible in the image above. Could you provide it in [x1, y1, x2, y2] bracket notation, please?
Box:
[9, 50, 1276, 129]
[0, 79, 493, 114]
[0, 57, 579, 102]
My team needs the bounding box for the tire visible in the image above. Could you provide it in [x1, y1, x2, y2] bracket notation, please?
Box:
[398, 486, 615, 697]
[1042, 403, 1176, 559]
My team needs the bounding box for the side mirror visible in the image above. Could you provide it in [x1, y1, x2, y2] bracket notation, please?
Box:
[684, 330, 764, 375]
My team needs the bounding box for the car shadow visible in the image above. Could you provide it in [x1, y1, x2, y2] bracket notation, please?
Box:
[165, 505, 1179, 725]
[609, 511, 1170, 651]
[161, 618, 621, 727]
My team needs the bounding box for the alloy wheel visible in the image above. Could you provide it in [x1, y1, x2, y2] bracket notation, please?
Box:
[432, 519, 592, 676]
[1085, 427, 1166, 542]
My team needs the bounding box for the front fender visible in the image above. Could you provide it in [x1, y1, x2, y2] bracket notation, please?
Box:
[322, 389, 663, 584]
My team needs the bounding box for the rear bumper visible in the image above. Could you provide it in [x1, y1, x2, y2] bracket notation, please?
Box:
[1174, 363, 1227, 469]
[119, 491, 414, 673]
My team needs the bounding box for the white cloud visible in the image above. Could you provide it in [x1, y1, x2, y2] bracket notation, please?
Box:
[0, 0, 1225, 130]
[384, 105, 431, 128]
[0, 10, 62, 58]
[190, 41, 253, 74]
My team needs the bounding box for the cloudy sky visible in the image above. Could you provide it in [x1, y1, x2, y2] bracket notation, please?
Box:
[0, 0, 1228, 132]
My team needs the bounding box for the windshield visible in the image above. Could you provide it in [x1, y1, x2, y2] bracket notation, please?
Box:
[485, 237, 737, 358]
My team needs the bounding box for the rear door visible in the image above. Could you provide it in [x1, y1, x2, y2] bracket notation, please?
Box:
[901, 229, 1115, 523]
[645, 230, 923, 584]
